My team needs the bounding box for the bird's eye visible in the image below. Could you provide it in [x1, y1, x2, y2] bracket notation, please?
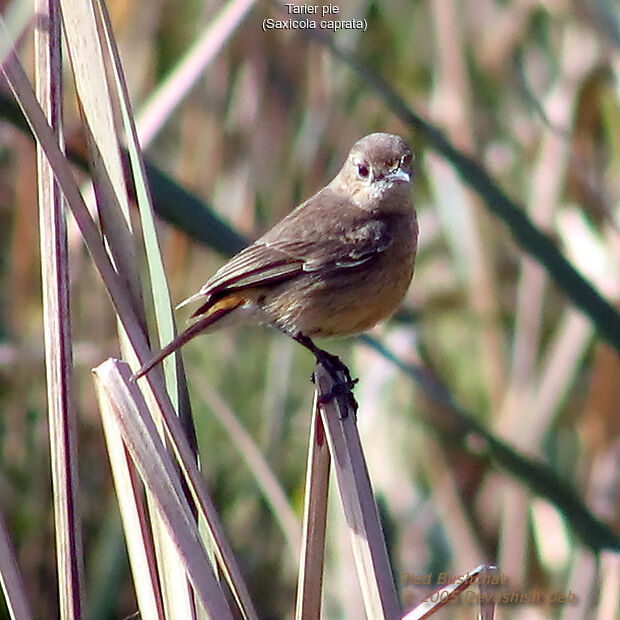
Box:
[401, 153, 413, 166]
[357, 163, 370, 179]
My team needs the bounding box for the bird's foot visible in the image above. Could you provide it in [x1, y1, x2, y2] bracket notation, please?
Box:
[309, 348, 358, 418]
[316, 379, 358, 419]
[314, 349, 357, 390]
[293, 332, 358, 418]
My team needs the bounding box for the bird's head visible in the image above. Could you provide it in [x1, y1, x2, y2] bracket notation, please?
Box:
[333, 133, 414, 213]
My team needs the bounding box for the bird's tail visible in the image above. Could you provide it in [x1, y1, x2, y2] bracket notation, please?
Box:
[131, 301, 239, 381]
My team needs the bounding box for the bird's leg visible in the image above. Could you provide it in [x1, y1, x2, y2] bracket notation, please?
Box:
[292, 332, 358, 417]
[292, 333, 356, 385]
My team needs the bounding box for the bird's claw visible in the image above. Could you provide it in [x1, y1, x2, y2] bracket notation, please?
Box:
[313, 361, 358, 419]
[316, 381, 358, 419]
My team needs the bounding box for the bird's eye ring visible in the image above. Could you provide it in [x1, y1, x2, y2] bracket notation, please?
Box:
[357, 163, 370, 179]
[401, 153, 413, 166]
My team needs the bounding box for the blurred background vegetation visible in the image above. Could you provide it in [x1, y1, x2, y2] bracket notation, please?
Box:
[1, 0, 619, 618]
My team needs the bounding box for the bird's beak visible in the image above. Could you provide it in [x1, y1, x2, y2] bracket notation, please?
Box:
[387, 168, 411, 184]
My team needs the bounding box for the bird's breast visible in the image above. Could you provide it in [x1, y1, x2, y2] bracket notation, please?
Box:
[264, 212, 418, 338]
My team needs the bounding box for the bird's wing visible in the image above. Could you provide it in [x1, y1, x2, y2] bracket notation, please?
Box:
[193, 216, 392, 295]
[177, 242, 305, 312]
[200, 243, 306, 294]
[180, 187, 396, 314]
[295, 218, 394, 272]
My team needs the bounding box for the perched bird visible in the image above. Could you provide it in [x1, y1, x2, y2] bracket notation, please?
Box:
[134, 133, 418, 388]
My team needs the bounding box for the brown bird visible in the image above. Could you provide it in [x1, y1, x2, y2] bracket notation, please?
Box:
[134, 133, 418, 387]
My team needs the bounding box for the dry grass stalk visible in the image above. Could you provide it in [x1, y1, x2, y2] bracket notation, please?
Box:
[313, 366, 401, 619]
[94, 359, 237, 618]
[402, 564, 497, 620]
[295, 394, 330, 619]
[34, 0, 83, 616]
[0, 514, 33, 620]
